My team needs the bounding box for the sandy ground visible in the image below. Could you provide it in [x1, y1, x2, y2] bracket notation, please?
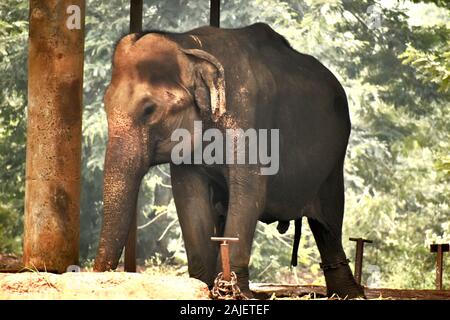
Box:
[0, 272, 211, 300]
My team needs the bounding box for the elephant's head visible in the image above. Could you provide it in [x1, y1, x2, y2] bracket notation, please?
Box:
[94, 33, 226, 271]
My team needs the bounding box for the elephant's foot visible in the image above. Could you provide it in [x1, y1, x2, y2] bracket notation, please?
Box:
[322, 263, 365, 299]
[233, 266, 254, 299]
[190, 269, 216, 289]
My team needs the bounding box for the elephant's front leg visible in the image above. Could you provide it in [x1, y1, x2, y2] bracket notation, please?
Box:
[170, 164, 219, 287]
[223, 169, 266, 297]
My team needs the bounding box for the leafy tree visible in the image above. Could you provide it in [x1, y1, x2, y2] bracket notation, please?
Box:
[0, 0, 27, 253]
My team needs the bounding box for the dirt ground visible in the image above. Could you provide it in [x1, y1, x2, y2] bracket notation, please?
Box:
[0, 272, 210, 300]
[0, 253, 210, 300]
[2, 255, 447, 300]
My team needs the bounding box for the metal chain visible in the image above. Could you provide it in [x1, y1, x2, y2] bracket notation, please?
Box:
[210, 272, 248, 300]
[320, 259, 351, 271]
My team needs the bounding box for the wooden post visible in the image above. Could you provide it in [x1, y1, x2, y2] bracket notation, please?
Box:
[210, 0, 220, 27]
[124, 0, 143, 273]
[24, 0, 85, 273]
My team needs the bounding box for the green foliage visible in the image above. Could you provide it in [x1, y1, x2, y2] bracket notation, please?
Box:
[0, 0, 448, 290]
[0, 0, 27, 255]
[400, 41, 450, 93]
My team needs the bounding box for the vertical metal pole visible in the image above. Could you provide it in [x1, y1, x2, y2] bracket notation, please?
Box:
[221, 242, 231, 281]
[430, 243, 448, 290]
[211, 237, 239, 280]
[124, 0, 143, 273]
[130, 0, 143, 33]
[124, 214, 137, 272]
[436, 245, 443, 290]
[350, 238, 373, 285]
[210, 0, 220, 27]
[24, 0, 85, 273]
[354, 240, 364, 285]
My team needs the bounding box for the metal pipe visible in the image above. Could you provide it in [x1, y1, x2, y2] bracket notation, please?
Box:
[211, 237, 239, 281]
[124, 215, 137, 272]
[124, 0, 143, 273]
[220, 242, 231, 281]
[430, 243, 449, 290]
[349, 238, 373, 285]
[436, 245, 443, 290]
[24, 0, 85, 273]
[210, 0, 220, 27]
[130, 0, 143, 33]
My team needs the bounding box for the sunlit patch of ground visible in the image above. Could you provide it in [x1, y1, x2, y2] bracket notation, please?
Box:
[0, 271, 210, 300]
[0, 269, 391, 300]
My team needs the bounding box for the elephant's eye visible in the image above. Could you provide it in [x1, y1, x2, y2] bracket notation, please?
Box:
[143, 103, 155, 117]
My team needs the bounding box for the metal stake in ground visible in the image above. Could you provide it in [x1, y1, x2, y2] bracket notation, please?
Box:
[430, 243, 449, 290]
[211, 237, 239, 281]
[349, 238, 373, 285]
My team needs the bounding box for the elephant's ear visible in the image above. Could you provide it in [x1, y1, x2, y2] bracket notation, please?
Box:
[181, 48, 226, 122]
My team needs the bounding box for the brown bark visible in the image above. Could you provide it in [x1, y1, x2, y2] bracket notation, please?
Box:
[24, 0, 85, 273]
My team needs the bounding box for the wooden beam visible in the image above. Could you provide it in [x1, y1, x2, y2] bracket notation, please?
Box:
[365, 288, 450, 300]
[251, 284, 326, 299]
[24, 0, 85, 273]
[250, 283, 450, 300]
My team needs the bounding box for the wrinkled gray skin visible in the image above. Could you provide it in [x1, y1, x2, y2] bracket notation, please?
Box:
[94, 23, 364, 299]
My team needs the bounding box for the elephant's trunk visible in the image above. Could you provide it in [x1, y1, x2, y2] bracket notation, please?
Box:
[94, 135, 148, 271]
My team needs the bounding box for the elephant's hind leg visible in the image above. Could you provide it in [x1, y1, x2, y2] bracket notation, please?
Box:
[307, 160, 365, 299]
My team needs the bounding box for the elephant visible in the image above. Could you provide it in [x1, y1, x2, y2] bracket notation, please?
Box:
[94, 22, 364, 299]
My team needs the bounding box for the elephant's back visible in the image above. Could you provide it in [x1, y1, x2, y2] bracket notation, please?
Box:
[170, 25, 351, 219]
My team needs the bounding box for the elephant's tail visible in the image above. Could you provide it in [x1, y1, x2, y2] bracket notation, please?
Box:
[290, 218, 302, 267]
